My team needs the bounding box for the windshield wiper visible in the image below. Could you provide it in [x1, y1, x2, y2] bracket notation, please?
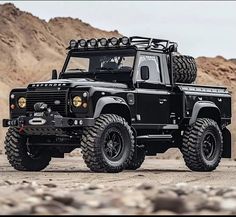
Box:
[67, 68, 86, 72]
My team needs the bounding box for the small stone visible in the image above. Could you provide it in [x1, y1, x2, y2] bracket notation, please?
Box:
[176, 182, 188, 188]
[32, 201, 68, 215]
[4, 180, 14, 185]
[85, 200, 102, 208]
[136, 183, 153, 191]
[34, 188, 44, 195]
[52, 195, 74, 205]
[150, 195, 189, 213]
[215, 188, 233, 196]
[43, 183, 57, 188]
[220, 199, 236, 211]
[202, 196, 222, 211]
[31, 181, 38, 188]
[223, 191, 236, 199]
[25, 197, 41, 205]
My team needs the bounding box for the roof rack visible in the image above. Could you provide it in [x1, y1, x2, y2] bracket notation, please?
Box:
[67, 36, 178, 53]
[129, 36, 178, 53]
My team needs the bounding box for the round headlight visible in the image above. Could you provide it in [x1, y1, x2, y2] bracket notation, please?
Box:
[99, 38, 108, 46]
[89, 38, 97, 47]
[73, 96, 82, 107]
[79, 39, 87, 47]
[110, 37, 119, 46]
[120, 37, 130, 45]
[69, 39, 77, 49]
[18, 97, 26, 109]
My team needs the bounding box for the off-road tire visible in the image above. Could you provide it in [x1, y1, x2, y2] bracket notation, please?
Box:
[181, 118, 223, 172]
[173, 55, 197, 84]
[81, 114, 135, 173]
[5, 127, 51, 171]
[125, 146, 146, 170]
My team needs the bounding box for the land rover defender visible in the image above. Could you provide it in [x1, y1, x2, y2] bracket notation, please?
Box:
[3, 36, 232, 173]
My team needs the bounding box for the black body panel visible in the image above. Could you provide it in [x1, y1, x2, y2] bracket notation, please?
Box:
[4, 43, 232, 158]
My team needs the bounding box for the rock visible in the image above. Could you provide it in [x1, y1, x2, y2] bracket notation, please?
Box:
[25, 197, 42, 205]
[220, 199, 236, 211]
[215, 188, 233, 196]
[85, 199, 103, 208]
[223, 191, 236, 199]
[157, 189, 178, 198]
[4, 180, 16, 185]
[52, 195, 74, 205]
[176, 182, 188, 188]
[173, 183, 193, 196]
[135, 183, 153, 191]
[43, 183, 57, 188]
[201, 196, 222, 211]
[182, 191, 208, 211]
[150, 195, 189, 213]
[31, 201, 69, 215]
[121, 192, 147, 209]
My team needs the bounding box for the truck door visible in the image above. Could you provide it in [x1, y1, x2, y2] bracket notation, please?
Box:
[135, 54, 171, 126]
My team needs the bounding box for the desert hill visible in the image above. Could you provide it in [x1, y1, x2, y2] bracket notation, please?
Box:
[0, 3, 235, 157]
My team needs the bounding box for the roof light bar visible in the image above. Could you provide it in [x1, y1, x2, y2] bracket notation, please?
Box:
[68, 36, 177, 53]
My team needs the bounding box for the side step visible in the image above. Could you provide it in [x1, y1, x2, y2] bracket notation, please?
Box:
[136, 134, 172, 142]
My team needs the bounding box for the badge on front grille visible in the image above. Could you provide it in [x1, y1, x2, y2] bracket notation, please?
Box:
[54, 100, 61, 105]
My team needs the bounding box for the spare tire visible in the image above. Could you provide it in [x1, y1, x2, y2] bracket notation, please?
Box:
[172, 55, 197, 83]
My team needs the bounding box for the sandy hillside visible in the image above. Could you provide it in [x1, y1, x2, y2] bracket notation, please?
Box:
[0, 3, 235, 157]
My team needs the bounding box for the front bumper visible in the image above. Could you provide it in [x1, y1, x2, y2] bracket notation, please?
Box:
[2, 114, 95, 128]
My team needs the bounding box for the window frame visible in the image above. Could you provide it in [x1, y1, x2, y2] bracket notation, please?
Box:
[134, 51, 163, 84]
[60, 48, 137, 75]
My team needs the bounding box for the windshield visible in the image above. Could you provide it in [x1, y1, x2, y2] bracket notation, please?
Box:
[63, 49, 135, 75]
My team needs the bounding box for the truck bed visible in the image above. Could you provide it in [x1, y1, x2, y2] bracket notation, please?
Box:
[176, 83, 231, 126]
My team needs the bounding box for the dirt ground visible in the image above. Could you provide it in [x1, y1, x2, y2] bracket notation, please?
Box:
[1, 155, 236, 215]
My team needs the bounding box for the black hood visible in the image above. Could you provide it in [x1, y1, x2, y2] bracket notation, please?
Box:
[28, 78, 128, 89]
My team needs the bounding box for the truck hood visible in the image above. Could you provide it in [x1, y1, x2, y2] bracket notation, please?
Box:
[28, 78, 128, 89]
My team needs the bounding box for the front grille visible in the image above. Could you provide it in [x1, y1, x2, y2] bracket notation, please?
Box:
[26, 91, 67, 116]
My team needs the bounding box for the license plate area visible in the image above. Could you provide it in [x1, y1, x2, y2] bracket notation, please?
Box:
[28, 117, 47, 126]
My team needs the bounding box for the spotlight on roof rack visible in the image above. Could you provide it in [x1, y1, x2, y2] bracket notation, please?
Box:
[120, 37, 130, 45]
[110, 37, 119, 46]
[79, 39, 87, 47]
[89, 38, 97, 47]
[99, 38, 108, 47]
[69, 40, 77, 49]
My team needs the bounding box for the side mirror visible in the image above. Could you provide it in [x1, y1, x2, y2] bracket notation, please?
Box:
[52, 69, 58, 80]
[140, 66, 149, 81]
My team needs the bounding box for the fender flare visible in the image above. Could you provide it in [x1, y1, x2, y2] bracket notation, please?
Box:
[93, 96, 131, 119]
[189, 101, 220, 125]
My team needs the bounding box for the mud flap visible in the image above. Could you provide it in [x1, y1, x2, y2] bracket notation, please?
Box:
[222, 128, 231, 158]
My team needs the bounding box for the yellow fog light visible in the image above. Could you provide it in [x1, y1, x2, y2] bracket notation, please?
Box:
[18, 97, 26, 108]
[73, 96, 82, 107]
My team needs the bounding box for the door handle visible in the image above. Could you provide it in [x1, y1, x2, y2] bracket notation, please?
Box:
[159, 98, 167, 104]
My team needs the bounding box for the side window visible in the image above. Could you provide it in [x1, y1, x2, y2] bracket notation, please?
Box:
[137, 55, 162, 83]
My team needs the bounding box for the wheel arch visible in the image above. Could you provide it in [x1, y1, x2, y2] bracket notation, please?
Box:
[93, 96, 131, 125]
[189, 101, 221, 127]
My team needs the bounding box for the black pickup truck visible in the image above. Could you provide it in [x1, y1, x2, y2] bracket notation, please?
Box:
[3, 36, 231, 173]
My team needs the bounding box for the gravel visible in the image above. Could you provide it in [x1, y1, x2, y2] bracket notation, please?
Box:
[0, 181, 236, 215]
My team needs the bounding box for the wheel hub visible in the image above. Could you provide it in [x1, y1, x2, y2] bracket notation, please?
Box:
[103, 128, 123, 161]
[203, 133, 216, 160]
